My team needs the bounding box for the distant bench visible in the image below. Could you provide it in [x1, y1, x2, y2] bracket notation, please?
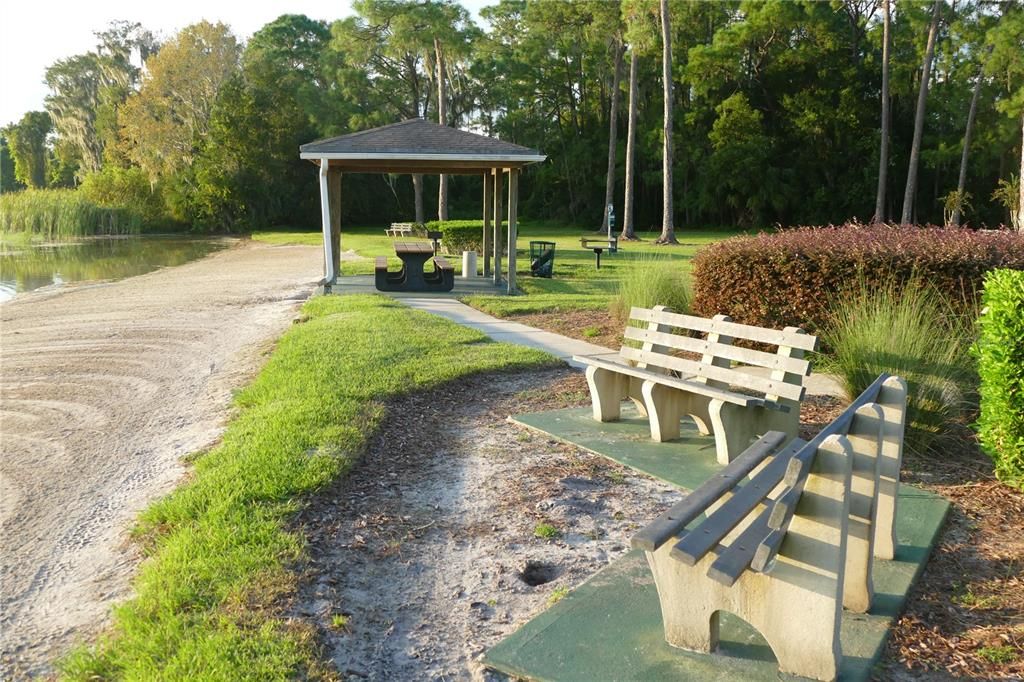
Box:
[572, 306, 819, 464]
[632, 373, 908, 681]
[386, 222, 415, 238]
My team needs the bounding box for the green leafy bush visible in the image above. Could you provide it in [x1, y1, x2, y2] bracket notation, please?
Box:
[821, 279, 978, 456]
[79, 166, 170, 227]
[610, 256, 691, 321]
[975, 269, 1024, 489]
[425, 220, 483, 254]
[0, 188, 143, 240]
[691, 225, 1024, 333]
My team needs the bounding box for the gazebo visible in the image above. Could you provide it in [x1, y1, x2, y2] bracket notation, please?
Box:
[299, 119, 546, 294]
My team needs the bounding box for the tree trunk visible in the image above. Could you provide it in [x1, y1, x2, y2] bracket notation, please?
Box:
[602, 40, 625, 233]
[657, 0, 677, 244]
[413, 174, 425, 224]
[622, 49, 639, 241]
[900, 0, 941, 225]
[1018, 112, 1024, 232]
[435, 37, 449, 222]
[873, 0, 891, 223]
[951, 66, 984, 227]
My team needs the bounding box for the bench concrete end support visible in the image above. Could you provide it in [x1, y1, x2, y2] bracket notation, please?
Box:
[645, 434, 854, 682]
[875, 376, 908, 560]
[585, 366, 629, 422]
[708, 400, 800, 465]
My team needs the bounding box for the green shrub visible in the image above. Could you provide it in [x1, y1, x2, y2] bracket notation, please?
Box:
[691, 225, 1024, 333]
[425, 219, 483, 253]
[0, 188, 143, 240]
[79, 166, 169, 226]
[975, 269, 1024, 489]
[821, 279, 978, 456]
[610, 256, 691, 321]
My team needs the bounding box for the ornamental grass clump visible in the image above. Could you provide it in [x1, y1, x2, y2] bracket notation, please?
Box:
[0, 189, 144, 240]
[974, 269, 1024, 489]
[610, 256, 691, 321]
[822, 279, 978, 456]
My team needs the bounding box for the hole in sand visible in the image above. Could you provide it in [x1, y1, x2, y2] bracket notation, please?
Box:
[518, 560, 560, 586]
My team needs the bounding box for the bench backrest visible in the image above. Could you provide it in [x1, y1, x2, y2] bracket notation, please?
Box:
[622, 306, 819, 405]
[632, 373, 907, 587]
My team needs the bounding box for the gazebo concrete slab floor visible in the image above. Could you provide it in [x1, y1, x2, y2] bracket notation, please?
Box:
[484, 404, 950, 682]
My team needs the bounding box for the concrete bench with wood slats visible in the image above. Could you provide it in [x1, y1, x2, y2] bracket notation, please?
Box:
[572, 305, 819, 465]
[633, 373, 908, 682]
[386, 222, 415, 238]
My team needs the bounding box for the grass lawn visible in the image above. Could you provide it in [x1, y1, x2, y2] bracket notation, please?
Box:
[252, 223, 743, 315]
[62, 295, 554, 680]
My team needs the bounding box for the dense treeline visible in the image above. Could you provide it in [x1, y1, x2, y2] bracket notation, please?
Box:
[1, 0, 1021, 234]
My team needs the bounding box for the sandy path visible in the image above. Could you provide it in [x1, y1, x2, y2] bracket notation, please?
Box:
[0, 240, 322, 678]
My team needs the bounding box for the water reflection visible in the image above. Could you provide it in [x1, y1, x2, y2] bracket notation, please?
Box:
[0, 237, 227, 302]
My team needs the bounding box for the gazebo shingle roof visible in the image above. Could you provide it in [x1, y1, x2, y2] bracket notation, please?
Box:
[300, 118, 543, 159]
[300, 119, 545, 175]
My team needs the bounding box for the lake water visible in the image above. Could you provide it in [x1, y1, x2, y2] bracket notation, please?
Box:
[0, 237, 227, 302]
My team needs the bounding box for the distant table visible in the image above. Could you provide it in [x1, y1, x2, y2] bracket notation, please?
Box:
[393, 241, 436, 290]
[580, 236, 618, 269]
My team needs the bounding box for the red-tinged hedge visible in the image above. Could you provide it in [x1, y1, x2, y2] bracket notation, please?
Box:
[691, 225, 1024, 333]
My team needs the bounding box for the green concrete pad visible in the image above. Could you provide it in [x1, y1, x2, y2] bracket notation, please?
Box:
[487, 405, 950, 681]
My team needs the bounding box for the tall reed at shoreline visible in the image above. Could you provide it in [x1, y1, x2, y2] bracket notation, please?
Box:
[0, 189, 143, 241]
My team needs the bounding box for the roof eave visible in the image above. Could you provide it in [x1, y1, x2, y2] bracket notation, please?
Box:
[299, 152, 546, 163]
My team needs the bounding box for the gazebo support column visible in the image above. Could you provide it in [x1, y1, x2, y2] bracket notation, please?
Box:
[317, 161, 336, 288]
[507, 168, 518, 295]
[493, 169, 504, 285]
[329, 168, 342, 282]
[482, 171, 492, 278]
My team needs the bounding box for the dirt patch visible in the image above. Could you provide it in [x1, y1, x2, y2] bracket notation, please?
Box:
[514, 309, 623, 351]
[292, 367, 680, 680]
[0, 240, 322, 678]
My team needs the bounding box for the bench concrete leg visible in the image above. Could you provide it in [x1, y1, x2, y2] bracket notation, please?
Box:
[874, 377, 908, 561]
[708, 400, 800, 465]
[642, 380, 683, 442]
[843, 404, 884, 613]
[627, 377, 648, 417]
[585, 366, 629, 422]
[644, 435, 853, 681]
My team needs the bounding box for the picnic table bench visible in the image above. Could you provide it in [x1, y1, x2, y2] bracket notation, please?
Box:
[580, 236, 618, 269]
[632, 373, 908, 681]
[386, 222, 416, 238]
[572, 306, 819, 464]
[374, 241, 453, 292]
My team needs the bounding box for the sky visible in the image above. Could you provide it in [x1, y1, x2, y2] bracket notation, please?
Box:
[0, 0, 489, 128]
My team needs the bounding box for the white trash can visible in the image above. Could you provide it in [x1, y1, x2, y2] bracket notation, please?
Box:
[462, 250, 478, 278]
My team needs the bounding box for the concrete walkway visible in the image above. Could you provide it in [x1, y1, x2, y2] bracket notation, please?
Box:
[398, 297, 845, 398]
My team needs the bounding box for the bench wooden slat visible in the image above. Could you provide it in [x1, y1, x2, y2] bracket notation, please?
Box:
[572, 355, 765, 409]
[623, 326, 811, 376]
[630, 307, 819, 352]
[669, 437, 805, 566]
[618, 346, 807, 403]
[631, 431, 789, 552]
[706, 505, 773, 586]
[433, 256, 453, 270]
[375, 256, 388, 270]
